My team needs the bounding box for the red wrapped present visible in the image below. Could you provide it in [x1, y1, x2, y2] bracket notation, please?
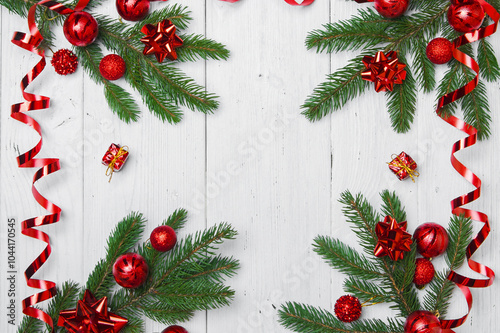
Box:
[388, 152, 418, 182]
[102, 144, 129, 182]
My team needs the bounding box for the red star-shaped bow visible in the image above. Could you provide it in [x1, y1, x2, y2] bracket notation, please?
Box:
[57, 290, 128, 333]
[362, 51, 407, 92]
[374, 216, 413, 261]
[140, 19, 183, 63]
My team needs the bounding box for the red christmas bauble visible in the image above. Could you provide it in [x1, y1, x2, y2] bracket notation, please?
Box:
[447, 0, 485, 33]
[413, 258, 435, 287]
[413, 223, 449, 258]
[150, 225, 177, 252]
[63, 11, 99, 47]
[334, 295, 362, 323]
[374, 0, 409, 18]
[99, 54, 126, 80]
[404, 310, 442, 333]
[162, 325, 188, 333]
[51, 49, 78, 75]
[113, 253, 149, 288]
[116, 0, 150, 21]
[426, 38, 453, 64]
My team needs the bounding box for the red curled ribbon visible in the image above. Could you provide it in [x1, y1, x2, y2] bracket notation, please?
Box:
[11, 0, 90, 330]
[220, 0, 315, 5]
[436, 1, 498, 331]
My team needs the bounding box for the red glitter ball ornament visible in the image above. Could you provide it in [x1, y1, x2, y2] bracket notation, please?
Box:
[426, 38, 454, 64]
[116, 0, 150, 21]
[150, 225, 177, 252]
[63, 11, 99, 47]
[413, 258, 435, 288]
[162, 325, 188, 333]
[447, 0, 485, 33]
[99, 54, 126, 80]
[413, 223, 449, 258]
[404, 310, 442, 333]
[51, 49, 78, 75]
[113, 253, 149, 288]
[334, 295, 362, 323]
[374, 0, 409, 18]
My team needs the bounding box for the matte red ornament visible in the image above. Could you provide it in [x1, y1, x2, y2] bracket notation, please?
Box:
[374, 216, 413, 261]
[100, 54, 126, 80]
[162, 325, 188, 333]
[57, 289, 128, 333]
[413, 223, 449, 258]
[141, 19, 184, 63]
[362, 51, 407, 92]
[447, 0, 485, 33]
[374, 0, 409, 18]
[113, 253, 149, 288]
[151, 225, 177, 252]
[51, 49, 78, 75]
[426, 38, 454, 65]
[404, 310, 442, 333]
[334, 295, 362, 323]
[413, 258, 435, 288]
[63, 11, 99, 47]
[116, 0, 150, 21]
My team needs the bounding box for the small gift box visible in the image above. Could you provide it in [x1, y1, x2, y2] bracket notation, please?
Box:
[388, 152, 418, 181]
[102, 144, 129, 181]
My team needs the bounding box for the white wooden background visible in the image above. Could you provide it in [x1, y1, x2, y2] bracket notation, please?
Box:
[1, 0, 499, 332]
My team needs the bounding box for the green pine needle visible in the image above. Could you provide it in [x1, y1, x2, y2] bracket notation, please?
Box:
[178, 34, 230, 61]
[163, 208, 189, 232]
[380, 190, 406, 223]
[478, 38, 500, 82]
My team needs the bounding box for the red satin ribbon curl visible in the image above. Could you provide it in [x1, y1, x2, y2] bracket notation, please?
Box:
[436, 1, 498, 331]
[11, 0, 90, 330]
[220, 0, 315, 5]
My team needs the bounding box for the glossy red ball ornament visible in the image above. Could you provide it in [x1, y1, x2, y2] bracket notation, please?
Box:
[113, 253, 149, 288]
[374, 0, 409, 18]
[413, 258, 435, 288]
[334, 295, 362, 323]
[99, 54, 126, 80]
[447, 0, 485, 33]
[426, 38, 454, 64]
[51, 49, 78, 75]
[63, 11, 99, 47]
[404, 310, 442, 333]
[162, 325, 188, 333]
[116, 0, 150, 21]
[150, 225, 177, 252]
[413, 223, 449, 258]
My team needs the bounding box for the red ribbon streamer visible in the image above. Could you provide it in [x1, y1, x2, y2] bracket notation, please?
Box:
[220, 0, 315, 4]
[11, 0, 89, 330]
[436, 1, 498, 331]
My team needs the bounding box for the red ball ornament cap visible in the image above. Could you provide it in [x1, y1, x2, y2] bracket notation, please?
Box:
[141, 19, 184, 63]
[113, 253, 149, 288]
[334, 295, 362, 323]
[63, 11, 99, 47]
[150, 225, 177, 252]
[404, 310, 442, 333]
[426, 38, 454, 64]
[162, 325, 188, 333]
[413, 223, 449, 258]
[51, 49, 78, 75]
[57, 290, 128, 333]
[374, 216, 413, 261]
[362, 51, 407, 92]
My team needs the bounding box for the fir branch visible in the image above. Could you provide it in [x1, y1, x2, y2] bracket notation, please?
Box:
[279, 302, 402, 333]
[177, 34, 230, 61]
[73, 44, 141, 122]
[164, 208, 188, 232]
[423, 271, 455, 317]
[135, 306, 193, 325]
[461, 75, 492, 140]
[85, 212, 146, 299]
[171, 255, 240, 284]
[385, 56, 417, 133]
[411, 37, 436, 93]
[380, 190, 406, 223]
[127, 4, 192, 38]
[120, 317, 144, 333]
[343, 276, 392, 304]
[313, 236, 386, 280]
[305, 8, 392, 53]
[46, 281, 81, 332]
[477, 38, 500, 82]
[16, 310, 44, 333]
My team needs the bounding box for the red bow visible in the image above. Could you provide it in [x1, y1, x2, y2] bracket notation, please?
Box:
[141, 20, 183, 63]
[374, 216, 413, 261]
[362, 51, 406, 92]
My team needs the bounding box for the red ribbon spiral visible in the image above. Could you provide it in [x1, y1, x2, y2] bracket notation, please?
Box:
[220, 0, 315, 5]
[436, 1, 498, 331]
[11, 0, 89, 330]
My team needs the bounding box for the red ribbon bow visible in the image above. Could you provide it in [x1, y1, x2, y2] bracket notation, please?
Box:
[141, 20, 183, 63]
[362, 51, 407, 92]
[374, 216, 413, 261]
